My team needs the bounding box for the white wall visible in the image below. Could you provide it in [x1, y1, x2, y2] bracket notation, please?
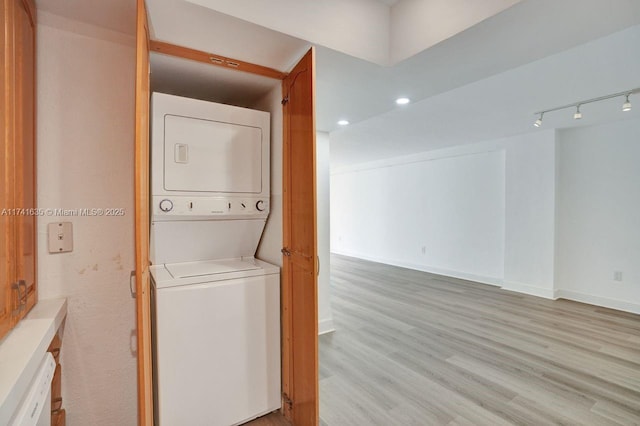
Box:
[555, 118, 640, 313]
[331, 130, 556, 293]
[331, 121, 640, 315]
[331, 147, 506, 285]
[255, 86, 284, 268]
[503, 131, 556, 298]
[316, 133, 334, 334]
[36, 15, 137, 425]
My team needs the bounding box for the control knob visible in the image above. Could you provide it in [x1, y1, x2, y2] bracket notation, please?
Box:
[159, 199, 174, 212]
[256, 200, 266, 212]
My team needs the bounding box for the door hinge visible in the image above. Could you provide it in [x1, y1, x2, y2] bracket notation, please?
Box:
[283, 392, 293, 408]
[281, 247, 291, 257]
[281, 96, 289, 105]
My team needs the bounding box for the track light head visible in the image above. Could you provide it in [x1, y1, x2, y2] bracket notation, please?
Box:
[623, 94, 632, 112]
[534, 113, 543, 127]
[574, 105, 582, 120]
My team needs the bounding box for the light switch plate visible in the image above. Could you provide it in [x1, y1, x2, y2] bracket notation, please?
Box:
[48, 222, 73, 253]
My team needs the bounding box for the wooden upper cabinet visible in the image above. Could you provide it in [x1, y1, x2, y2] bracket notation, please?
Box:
[0, 0, 14, 339]
[14, 0, 37, 316]
[0, 0, 38, 340]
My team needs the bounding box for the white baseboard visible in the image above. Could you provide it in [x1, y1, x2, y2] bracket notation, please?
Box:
[318, 318, 335, 335]
[554, 289, 640, 314]
[501, 281, 555, 299]
[331, 250, 502, 287]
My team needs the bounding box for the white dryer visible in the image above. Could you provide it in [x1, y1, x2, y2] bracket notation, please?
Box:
[149, 93, 280, 426]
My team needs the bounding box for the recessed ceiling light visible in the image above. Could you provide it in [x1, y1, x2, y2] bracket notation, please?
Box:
[395, 97, 410, 105]
[337, 120, 349, 126]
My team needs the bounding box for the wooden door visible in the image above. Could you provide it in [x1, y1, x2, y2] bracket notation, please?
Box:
[281, 48, 318, 426]
[14, 0, 36, 320]
[134, 0, 153, 424]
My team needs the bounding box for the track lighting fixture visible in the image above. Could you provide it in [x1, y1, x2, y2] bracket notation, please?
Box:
[623, 94, 632, 112]
[534, 112, 543, 127]
[533, 88, 638, 126]
[573, 105, 582, 120]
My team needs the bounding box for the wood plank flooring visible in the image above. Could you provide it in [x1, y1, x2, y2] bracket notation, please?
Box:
[319, 254, 640, 426]
[243, 412, 290, 426]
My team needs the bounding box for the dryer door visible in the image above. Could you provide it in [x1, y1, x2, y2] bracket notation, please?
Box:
[163, 114, 263, 194]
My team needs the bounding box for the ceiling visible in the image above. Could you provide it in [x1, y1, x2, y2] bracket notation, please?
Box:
[316, 0, 640, 132]
[37, 0, 640, 167]
[180, 0, 520, 66]
[330, 24, 640, 167]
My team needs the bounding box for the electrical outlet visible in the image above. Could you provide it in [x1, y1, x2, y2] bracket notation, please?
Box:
[613, 271, 623, 282]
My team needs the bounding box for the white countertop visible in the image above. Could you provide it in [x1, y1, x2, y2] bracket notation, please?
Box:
[0, 298, 67, 425]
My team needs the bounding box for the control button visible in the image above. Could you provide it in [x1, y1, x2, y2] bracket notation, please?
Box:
[241, 202, 246, 209]
[256, 200, 265, 211]
[159, 199, 173, 212]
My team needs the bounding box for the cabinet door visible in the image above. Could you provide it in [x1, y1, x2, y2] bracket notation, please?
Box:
[13, 0, 37, 320]
[0, 0, 37, 339]
[0, 0, 18, 338]
[282, 48, 318, 425]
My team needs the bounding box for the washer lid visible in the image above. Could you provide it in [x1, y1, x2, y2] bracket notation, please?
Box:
[165, 258, 261, 279]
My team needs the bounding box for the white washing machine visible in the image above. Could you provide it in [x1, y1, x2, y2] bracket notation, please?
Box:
[149, 93, 280, 425]
[151, 258, 280, 426]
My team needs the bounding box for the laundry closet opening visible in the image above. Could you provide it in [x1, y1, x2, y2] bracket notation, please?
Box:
[148, 51, 286, 426]
[136, 35, 319, 425]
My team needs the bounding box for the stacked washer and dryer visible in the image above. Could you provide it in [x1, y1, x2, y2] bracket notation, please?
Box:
[149, 93, 281, 425]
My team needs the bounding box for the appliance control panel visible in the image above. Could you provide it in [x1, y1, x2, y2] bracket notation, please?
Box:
[152, 196, 269, 220]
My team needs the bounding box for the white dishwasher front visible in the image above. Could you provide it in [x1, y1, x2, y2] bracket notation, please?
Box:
[9, 352, 55, 426]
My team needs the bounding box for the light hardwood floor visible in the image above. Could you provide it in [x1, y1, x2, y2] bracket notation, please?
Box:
[319, 254, 640, 426]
